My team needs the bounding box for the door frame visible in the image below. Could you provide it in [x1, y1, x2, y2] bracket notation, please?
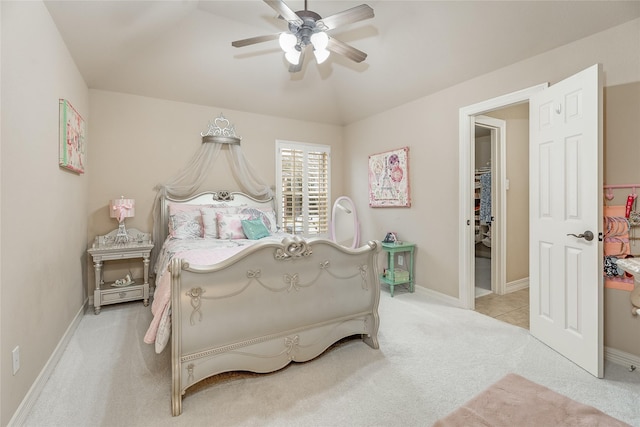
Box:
[474, 116, 506, 296]
[458, 84, 547, 309]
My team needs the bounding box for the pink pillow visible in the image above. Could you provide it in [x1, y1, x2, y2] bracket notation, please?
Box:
[200, 206, 238, 238]
[217, 213, 252, 239]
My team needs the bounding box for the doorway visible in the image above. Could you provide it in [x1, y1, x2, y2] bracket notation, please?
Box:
[473, 112, 531, 329]
[457, 84, 547, 312]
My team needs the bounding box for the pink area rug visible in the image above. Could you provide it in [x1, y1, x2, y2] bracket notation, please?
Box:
[433, 373, 630, 427]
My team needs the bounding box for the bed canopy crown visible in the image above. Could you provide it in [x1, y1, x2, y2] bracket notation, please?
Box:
[200, 114, 242, 145]
[151, 113, 272, 267]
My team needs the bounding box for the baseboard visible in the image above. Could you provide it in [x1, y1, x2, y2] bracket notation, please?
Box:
[8, 299, 89, 427]
[415, 285, 465, 308]
[605, 346, 640, 370]
[506, 277, 529, 293]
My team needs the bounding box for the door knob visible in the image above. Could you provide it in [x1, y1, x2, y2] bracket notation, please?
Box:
[567, 230, 594, 241]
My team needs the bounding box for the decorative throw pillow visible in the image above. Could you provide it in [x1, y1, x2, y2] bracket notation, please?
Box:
[217, 213, 252, 239]
[168, 209, 203, 239]
[200, 206, 237, 238]
[241, 219, 271, 240]
[239, 207, 279, 233]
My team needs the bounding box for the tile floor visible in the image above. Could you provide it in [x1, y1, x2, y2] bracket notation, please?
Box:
[475, 288, 530, 329]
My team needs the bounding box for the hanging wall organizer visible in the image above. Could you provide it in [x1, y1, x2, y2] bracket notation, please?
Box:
[603, 184, 640, 292]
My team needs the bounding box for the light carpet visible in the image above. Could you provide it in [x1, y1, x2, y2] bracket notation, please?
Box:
[21, 289, 640, 426]
[433, 373, 631, 426]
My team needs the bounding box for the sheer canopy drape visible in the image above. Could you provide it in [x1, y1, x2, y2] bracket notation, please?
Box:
[151, 114, 272, 269]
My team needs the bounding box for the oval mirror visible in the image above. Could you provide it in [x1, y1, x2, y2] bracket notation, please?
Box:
[330, 196, 360, 248]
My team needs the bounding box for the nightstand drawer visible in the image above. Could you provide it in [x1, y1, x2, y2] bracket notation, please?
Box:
[88, 227, 152, 314]
[100, 286, 144, 304]
[99, 249, 153, 261]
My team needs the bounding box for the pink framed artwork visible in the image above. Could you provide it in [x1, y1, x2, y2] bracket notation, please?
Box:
[59, 99, 86, 174]
[368, 146, 411, 208]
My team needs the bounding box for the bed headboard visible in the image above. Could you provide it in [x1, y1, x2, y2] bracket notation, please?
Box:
[159, 191, 276, 245]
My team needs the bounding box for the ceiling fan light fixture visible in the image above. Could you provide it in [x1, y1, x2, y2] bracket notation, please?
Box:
[310, 31, 329, 51]
[231, 1, 374, 73]
[313, 48, 330, 64]
[279, 32, 297, 52]
[285, 49, 301, 65]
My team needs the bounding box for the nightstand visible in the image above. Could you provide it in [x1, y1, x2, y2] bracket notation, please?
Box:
[87, 228, 154, 314]
[380, 241, 415, 297]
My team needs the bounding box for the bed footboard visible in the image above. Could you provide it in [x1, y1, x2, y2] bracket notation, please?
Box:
[170, 237, 381, 416]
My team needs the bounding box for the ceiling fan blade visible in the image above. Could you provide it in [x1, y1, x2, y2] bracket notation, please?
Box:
[317, 4, 374, 30]
[231, 33, 280, 48]
[264, 0, 303, 26]
[327, 37, 367, 63]
[289, 47, 306, 73]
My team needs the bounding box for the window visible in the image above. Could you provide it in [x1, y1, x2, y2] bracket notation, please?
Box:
[276, 140, 331, 236]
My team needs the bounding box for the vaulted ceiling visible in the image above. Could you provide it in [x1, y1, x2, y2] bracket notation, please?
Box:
[44, 1, 640, 125]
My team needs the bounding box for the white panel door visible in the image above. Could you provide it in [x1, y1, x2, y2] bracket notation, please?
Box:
[529, 64, 603, 377]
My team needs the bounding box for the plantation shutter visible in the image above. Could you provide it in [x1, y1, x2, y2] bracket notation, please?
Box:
[276, 141, 331, 236]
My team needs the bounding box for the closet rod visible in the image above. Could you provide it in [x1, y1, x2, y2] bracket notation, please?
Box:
[603, 184, 640, 189]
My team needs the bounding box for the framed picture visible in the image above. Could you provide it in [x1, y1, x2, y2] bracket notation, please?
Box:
[59, 99, 86, 174]
[368, 146, 411, 208]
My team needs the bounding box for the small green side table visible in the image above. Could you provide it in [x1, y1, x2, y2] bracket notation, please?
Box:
[380, 242, 415, 297]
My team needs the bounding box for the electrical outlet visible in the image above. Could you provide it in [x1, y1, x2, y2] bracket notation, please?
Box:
[12, 346, 20, 375]
[398, 255, 404, 266]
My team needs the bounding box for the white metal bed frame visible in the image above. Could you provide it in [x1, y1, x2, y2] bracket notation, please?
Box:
[159, 191, 381, 415]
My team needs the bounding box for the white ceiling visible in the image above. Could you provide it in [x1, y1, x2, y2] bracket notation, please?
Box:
[44, 1, 640, 125]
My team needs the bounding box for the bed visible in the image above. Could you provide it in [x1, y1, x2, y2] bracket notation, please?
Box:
[144, 191, 382, 416]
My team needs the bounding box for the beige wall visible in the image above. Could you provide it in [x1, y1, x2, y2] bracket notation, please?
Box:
[602, 82, 640, 355]
[474, 135, 491, 168]
[487, 104, 530, 283]
[344, 19, 640, 352]
[87, 91, 345, 294]
[1, 2, 90, 424]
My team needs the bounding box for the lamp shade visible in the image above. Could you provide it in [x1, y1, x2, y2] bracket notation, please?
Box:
[279, 32, 297, 52]
[310, 31, 329, 50]
[110, 198, 135, 222]
[314, 48, 330, 64]
[285, 50, 301, 65]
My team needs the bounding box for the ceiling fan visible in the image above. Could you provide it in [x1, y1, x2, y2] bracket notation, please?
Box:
[231, 0, 374, 73]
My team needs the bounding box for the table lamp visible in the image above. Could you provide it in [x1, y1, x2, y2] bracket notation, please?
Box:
[110, 197, 135, 243]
